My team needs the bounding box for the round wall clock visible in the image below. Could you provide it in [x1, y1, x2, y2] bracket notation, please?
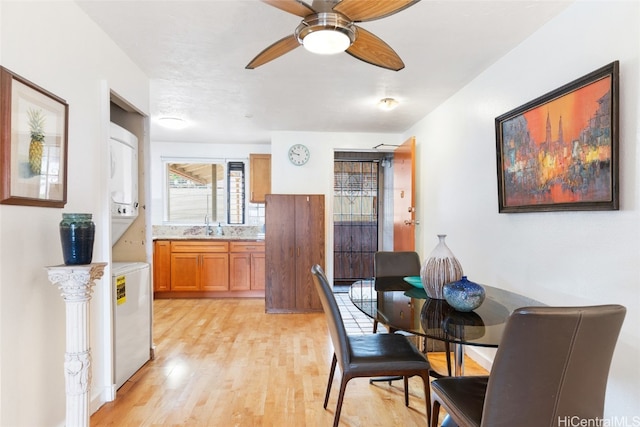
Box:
[288, 144, 310, 166]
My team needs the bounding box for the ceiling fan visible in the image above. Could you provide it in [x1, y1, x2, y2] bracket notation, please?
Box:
[246, 0, 420, 71]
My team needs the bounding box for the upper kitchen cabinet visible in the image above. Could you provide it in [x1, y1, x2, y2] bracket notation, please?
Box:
[250, 154, 271, 203]
[265, 194, 324, 313]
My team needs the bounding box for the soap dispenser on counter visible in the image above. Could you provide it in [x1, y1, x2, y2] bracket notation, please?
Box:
[215, 223, 224, 236]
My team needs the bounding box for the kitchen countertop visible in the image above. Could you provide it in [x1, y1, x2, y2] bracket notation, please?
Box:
[152, 225, 264, 241]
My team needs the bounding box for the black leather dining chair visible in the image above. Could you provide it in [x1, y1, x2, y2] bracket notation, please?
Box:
[311, 264, 432, 427]
[430, 304, 626, 427]
[372, 251, 421, 334]
[374, 251, 452, 376]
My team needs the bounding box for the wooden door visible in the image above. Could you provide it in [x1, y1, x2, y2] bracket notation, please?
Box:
[229, 253, 251, 291]
[294, 195, 324, 311]
[265, 194, 297, 312]
[393, 136, 416, 251]
[153, 240, 171, 292]
[250, 154, 271, 202]
[170, 253, 200, 291]
[251, 252, 266, 290]
[201, 253, 229, 291]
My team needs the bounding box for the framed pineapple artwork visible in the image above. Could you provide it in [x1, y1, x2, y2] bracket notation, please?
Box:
[0, 66, 68, 207]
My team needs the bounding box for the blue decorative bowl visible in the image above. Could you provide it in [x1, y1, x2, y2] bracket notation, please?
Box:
[403, 276, 424, 289]
[443, 276, 485, 312]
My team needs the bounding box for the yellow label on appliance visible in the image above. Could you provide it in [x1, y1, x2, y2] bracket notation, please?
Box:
[116, 275, 126, 305]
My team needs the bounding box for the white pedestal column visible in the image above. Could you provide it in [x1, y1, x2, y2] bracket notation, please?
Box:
[46, 263, 107, 427]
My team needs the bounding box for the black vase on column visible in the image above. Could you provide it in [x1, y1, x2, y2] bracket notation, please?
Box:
[59, 213, 95, 265]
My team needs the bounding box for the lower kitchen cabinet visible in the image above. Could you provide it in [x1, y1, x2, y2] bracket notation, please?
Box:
[170, 241, 229, 291]
[229, 242, 266, 291]
[153, 240, 171, 292]
[153, 239, 265, 298]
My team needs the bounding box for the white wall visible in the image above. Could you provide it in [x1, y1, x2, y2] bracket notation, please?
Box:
[0, 2, 149, 426]
[408, 0, 639, 418]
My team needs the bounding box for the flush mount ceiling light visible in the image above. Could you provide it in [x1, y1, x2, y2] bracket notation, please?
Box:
[158, 117, 188, 130]
[378, 97, 399, 111]
[295, 13, 356, 55]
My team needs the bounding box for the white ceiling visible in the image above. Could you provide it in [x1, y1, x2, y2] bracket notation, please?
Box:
[76, 0, 572, 144]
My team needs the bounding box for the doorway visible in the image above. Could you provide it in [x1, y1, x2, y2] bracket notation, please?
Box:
[333, 152, 392, 287]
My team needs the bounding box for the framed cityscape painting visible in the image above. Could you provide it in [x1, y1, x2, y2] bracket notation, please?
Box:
[495, 61, 619, 213]
[0, 66, 68, 208]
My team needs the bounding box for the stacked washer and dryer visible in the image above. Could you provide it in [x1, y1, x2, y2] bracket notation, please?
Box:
[109, 122, 152, 390]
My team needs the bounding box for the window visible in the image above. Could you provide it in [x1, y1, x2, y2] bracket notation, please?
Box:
[165, 160, 252, 225]
[227, 162, 245, 225]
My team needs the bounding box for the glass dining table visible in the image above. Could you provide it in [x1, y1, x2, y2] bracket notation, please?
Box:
[349, 277, 543, 376]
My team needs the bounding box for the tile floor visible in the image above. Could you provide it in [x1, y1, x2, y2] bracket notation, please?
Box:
[334, 292, 378, 335]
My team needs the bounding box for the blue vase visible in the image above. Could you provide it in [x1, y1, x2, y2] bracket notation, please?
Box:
[59, 213, 95, 265]
[443, 276, 485, 312]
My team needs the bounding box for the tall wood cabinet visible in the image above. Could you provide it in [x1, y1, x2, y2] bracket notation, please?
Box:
[265, 194, 325, 313]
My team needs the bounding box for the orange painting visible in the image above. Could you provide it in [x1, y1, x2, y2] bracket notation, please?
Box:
[496, 62, 618, 212]
[523, 77, 611, 146]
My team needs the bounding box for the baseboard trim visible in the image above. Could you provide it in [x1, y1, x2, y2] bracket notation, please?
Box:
[465, 346, 494, 372]
[90, 384, 116, 415]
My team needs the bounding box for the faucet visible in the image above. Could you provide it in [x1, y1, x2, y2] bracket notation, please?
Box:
[204, 214, 213, 235]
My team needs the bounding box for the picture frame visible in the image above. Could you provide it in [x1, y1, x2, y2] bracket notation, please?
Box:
[495, 61, 619, 213]
[0, 66, 68, 208]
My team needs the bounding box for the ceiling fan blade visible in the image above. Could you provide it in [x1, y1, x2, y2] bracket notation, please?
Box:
[262, 0, 315, 17]
[334, 0, 419, 22]
[346, 26, 404, 71]
[246, 35, 301, 69]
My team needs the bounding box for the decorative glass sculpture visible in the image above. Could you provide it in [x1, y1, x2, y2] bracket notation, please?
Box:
[443, 276, 486, 312]
[420, 234, 463, 299]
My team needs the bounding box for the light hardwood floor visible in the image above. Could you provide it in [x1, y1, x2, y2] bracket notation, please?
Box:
[90, 298, 487, 426]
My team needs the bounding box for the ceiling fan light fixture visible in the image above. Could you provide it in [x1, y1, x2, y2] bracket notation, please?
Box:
[303, 30, 351, 55]
[158, 117, 188, 130]
[295, 13, 356, 55]
[378, 97, 399, 111]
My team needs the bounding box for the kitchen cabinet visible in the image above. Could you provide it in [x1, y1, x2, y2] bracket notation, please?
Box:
[251, 252, 266, 291]
[170, 241, 229, 291]
[249, 154, 271, 203]
[265, 194, 324, 313]
[229, 242, 266, 291]
[153, 240, 171, 292]
[153, 239, 265, 298]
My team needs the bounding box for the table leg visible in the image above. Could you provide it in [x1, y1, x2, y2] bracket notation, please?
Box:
[438, 343, 464, 426]
[442, 415, 459, 426]
[453, 343, 465, 376]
